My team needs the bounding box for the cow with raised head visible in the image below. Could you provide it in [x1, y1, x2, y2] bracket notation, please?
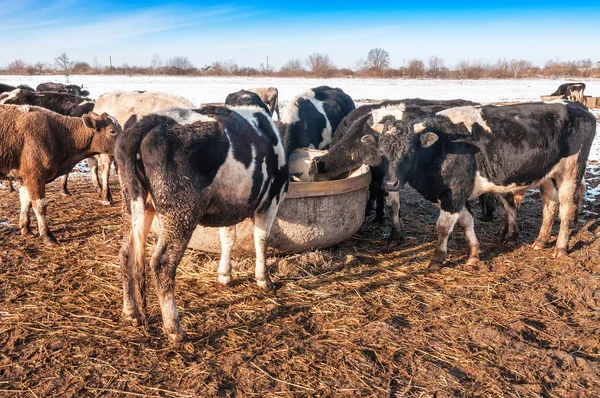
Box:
[359, 101, 595, 269]
[309, 98, 480, 243]
[246, 87, 280, 119]
[0, 105, 121, 246]
[550, 83, 586, 103]
[116, 105, 288, 343]
[225, 90, 271, 115]
[278, 86, 355, 156]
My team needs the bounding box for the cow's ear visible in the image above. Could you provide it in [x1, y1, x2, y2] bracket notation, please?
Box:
[89, 111, 100, 119]
[369, 122, 386, 134]
[413, 121, 429, 133]
[419, 132, 438, 147]
[82, 114, 97, 130]
[361, 134, 378, 147]
[100, 112, 109, 118]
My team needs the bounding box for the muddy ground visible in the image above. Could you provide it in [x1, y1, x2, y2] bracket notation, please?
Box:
[1, 166, 599, 397]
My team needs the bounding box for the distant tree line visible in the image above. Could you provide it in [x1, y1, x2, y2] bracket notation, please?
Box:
[2, 50, 599, 79]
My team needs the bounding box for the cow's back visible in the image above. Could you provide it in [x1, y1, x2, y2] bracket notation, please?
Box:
[94, 91, 194, 127]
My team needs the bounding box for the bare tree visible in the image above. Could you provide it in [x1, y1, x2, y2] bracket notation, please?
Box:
[165, 56, 196, 75]
[455, 60, 486, 79]
[55, 53, 74, 82]
[306, 53, 336, 77]
[280, 59, 305, 73]
[508, 59, 533, 78]
[428, 56, 445, 78]
[92, 56, 102, 72]
[405, 59, 425, 78]
[33, 61, 46, 75]
[150, 54, 162, 74]
[6, 59, 29, 74]
[366, 48, 390, 71]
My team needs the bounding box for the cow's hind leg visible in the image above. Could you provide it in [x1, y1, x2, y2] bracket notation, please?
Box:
[458, 207, 480, 266]
[253, 199, 281, 291]
[554, 169, 581, 259]
[151, 214, 196, 344]
[429, 209, 460, 270]
[19, 185, 33, 236]
[496, 193, 520, 245]
[88, 157, 102, 194]
[533, 180, 558, 250]
[217, 226, 236, 286]
[120, 196, 155, 327]
[25, 180, 56, 246]
[8, 178, 16, 192]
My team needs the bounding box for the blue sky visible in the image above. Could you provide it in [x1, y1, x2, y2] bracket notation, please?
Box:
[1, 1, 599, 69]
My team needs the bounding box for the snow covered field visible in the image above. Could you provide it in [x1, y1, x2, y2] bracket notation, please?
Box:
[2, 75, 600, 194]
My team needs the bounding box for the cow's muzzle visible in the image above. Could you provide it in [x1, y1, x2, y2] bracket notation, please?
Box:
[384, 179, 400, 192]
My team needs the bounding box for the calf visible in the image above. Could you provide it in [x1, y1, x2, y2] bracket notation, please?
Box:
[61, 90, 195, 204]
[279, 86, 355, 156]
[0, 105, 121, 245]
[0, 89, 95, 194]
[225, 90, 271, 115]
[550, 83, 586, 103]
[360, 101, 596, 268]
[309, 98, 480, 242]
[36, 82, 90, 97]
[246, 87, 280, 119]
[116, 105, 288, 343]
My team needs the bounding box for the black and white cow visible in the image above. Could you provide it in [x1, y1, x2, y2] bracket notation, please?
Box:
[360, 101, 596, 269]
[0, 88, 94, 117]
[36, 82, 90, 97]
[278, 86, 355, 156]
[309, 98, 481, 243]
[225, 90, 271, 115]
[0, 83, 34, 95]
[115, 105, 288, 343]
[550, 83, 586, 103]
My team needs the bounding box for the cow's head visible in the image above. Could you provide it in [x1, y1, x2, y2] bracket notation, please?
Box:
[82, 111, 123, 154]
[360, 118, 439, 191]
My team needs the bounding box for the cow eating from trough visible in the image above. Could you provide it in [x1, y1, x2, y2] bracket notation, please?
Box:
[550, 83, 586, 103]
[359, 101, 596, 269]
[308, 98, 483, 243]
[0, 105, 122, 246]
[116, 105, 288, 343]
[246, 87, 280, 120]
[278, 86, 355, 157]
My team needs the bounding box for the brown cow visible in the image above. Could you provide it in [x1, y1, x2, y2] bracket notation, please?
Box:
[0, 105, 122, 246]
[246, 87, 280, 119]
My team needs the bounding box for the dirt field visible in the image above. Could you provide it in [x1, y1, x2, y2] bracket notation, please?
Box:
[1, 166, 599, 397]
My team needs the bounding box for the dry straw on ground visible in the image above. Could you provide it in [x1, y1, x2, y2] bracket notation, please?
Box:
[1, 167, 599, 397]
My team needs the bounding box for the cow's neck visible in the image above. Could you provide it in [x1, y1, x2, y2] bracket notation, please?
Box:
[54, 116, 98, 174]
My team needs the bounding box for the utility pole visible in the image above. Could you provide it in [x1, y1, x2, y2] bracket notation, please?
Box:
[266, 56, 269, 75]
[402, 58, 405, 78]
[109, 56, 113, 70]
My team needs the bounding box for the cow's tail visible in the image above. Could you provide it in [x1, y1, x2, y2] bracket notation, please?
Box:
[115, 115, 169, 314]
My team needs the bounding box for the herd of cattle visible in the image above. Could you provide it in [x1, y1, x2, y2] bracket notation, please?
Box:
[0, 80, 596, 343]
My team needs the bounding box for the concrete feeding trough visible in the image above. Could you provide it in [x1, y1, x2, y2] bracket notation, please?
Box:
[152, 149, 372, 255]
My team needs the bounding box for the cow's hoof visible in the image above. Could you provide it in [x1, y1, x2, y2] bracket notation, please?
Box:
[428, 260, 444, 270]
[60, 189, 71, 197]
[466, 256, 480, 266]
[167, 330, 189, 345]
[43, 235, 58, 247]
[552, 248, 568, 260]
[122, 313, 143, 327]
[503, 236, 521, 247]
[20, 228, 34, 237]
[532, 241, 546, 250]
[217, 273, 232, 286]
[101, 200, 111, 206]
[257, 278, 275, 291]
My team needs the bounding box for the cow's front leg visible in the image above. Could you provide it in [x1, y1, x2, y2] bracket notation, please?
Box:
[385, 190, 403, 245]
[429, 210, 460, 270]
[217, 226, 236, 286]
[60, 174, 71, 197]
[26, 181, 56, 246]
[99, 155, 113, 205]
[554, 174, 580, 259]
[457, 207, 480, 266]
[8, 178, 16, 192]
